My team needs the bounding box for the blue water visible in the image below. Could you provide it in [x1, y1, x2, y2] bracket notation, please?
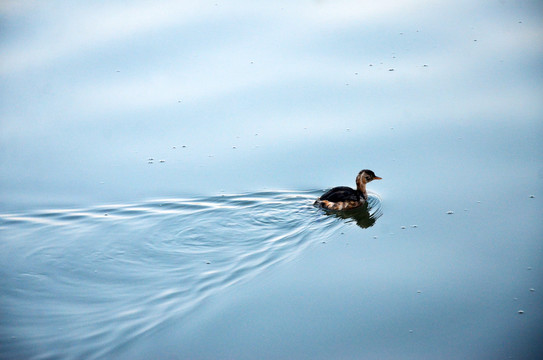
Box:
[1, 0, 543, 359]
[0, 192, 381, 359]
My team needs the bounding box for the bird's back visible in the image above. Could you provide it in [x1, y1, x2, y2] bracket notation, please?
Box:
[319, 186, 360, 202]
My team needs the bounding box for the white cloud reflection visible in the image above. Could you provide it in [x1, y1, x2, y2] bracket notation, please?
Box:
[0, 0, 542, 209]
[1, 1, 216, 74]
[0, 0, 459, 75]
[1, 0, 542, 129]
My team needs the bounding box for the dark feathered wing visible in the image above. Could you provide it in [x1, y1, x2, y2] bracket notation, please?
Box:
[319, 186, 361, 202]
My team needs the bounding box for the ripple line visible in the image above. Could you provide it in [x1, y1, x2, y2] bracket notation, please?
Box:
[0, 190, 382, 360]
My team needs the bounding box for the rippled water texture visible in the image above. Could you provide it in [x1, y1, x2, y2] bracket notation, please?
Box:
[1, 0, 542, 358]
[0, 191, 381, 359]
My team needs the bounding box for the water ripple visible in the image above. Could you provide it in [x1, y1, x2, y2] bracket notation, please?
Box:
[0, 190, 382, 360]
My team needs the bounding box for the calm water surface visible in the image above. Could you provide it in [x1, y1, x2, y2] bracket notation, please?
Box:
[1, 0, 542, 359]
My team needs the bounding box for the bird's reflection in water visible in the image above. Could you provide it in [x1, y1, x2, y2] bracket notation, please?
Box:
[318, 196, 382, 229]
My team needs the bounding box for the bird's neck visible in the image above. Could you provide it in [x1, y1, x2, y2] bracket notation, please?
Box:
[356, 176, 368, 200]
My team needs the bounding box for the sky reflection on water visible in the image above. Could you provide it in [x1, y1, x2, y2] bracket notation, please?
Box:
[1, 0, 542, 359]
[1, 0, 542, 211]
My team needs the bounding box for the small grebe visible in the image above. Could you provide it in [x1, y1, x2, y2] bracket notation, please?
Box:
[315, 169, 382, 211]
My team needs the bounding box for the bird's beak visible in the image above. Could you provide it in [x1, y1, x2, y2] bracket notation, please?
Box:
[374, 176, 382, 180]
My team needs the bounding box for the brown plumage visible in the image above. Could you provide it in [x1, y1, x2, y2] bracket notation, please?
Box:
[315, 169, 382, 210]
